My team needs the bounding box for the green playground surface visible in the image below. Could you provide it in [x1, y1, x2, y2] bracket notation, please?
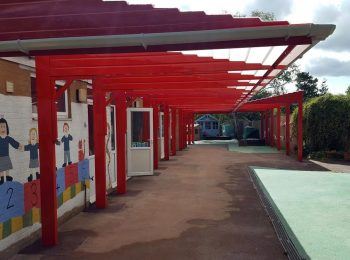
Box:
[250, 167, 350, 260]
[195, 139, 236, 145]
[228, 143, 280, 153]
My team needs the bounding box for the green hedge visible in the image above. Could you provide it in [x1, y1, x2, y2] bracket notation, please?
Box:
[292, 94, 350, 153]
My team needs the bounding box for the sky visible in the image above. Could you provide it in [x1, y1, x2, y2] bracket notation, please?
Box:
[107, 0, 350, 94]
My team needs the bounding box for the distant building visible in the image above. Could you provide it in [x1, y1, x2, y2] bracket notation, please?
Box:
[194, 123, 201, 141]
[195, 114, 220, 138]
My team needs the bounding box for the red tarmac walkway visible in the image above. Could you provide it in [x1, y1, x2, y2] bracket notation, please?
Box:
[14, 144, 325, 260]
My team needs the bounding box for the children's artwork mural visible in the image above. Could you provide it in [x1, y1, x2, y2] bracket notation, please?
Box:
[23, 128, 40, 182]
[0, 118, 22, 184]
[78, 139, 86, 161]
[57, 122, 73, 167]
[0, 118, 91, 243]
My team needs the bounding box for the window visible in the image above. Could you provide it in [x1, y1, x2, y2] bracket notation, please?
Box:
[31, 77, 69, 117]
[213, 122, 219, 129]
[205, 122, 211, 129]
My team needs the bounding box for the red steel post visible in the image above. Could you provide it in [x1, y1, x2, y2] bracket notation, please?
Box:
[186, 115, 189, 145]
[260, 112, 264, 140]
[270, 108, 274, 147]
[115, 91, 127, 194]
[164, 104, 170, 160]
[285, 105, 291, 156]
[179, 109, 183, 150]
[171, 108, 177, 155]
[191, 115, 195, 144]
[298, 100, 303, 161]
[92, 82, 107, 209]
[184, 114, 188, 148]
[153, 101, 159, 169]
[277, 106, 281, 150]
[265, 110, 269, 145]
[36, 56, 58, 246]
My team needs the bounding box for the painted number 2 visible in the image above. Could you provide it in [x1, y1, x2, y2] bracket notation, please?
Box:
[6, 187, 14, 209]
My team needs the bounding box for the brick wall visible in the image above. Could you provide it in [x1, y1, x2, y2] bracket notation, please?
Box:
[0, 59, 31, 97]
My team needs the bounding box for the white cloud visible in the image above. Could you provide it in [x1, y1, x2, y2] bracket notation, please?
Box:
[243, 0, 293, 19]
[307, 58, 350, 77]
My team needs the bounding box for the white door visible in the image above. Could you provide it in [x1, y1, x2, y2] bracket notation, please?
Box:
[127, 108, 154, 176]
[159, 112, 165, 159]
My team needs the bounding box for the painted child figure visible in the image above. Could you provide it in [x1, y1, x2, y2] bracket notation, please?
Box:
[0, 118, 22, 185]
[24, 128, 40, 182]
[58, 123, 73, 167]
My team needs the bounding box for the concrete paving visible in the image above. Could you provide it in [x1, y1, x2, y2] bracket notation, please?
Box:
[14, 144, 326, 260]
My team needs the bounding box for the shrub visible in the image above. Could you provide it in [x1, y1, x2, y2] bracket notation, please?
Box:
[292, 94, 350, 153]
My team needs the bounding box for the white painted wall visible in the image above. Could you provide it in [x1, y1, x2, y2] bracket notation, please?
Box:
[0, 93, 91, 252]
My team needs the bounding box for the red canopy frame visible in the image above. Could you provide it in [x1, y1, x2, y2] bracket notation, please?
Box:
[0, 0, 334, 249]
[238, 91, 303, 162]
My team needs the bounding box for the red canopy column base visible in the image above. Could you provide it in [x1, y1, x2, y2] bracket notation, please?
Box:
[36, 56, 58, 246]
[93, 83, 107, 209]
[115, 92, 127, 194]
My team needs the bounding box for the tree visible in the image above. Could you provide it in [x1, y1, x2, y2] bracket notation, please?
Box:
[251, 10, 275, 21]
[319, 79, 329, 96]
[251, 88, 272, 100]
[295, 72, 319, 101]
[295, 72, 330, 101]
[346, 85, 350, 95]
[267, 64, 300, 95]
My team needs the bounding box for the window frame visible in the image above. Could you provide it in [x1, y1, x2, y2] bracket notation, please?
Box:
[205, 121, 211, 130]
[31, 73, 70, 119]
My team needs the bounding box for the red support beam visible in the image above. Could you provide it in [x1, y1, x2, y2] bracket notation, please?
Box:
[285, 105, 291, 156]
[187, 116, 190, 145]
[260, 112, 264, 140]
[276, 106, 281, 150]
[55, 79, 73, 100]
[184, 114, 188, 148]
[179, 109, 184, 150]
[298, 100, 303, 162]
[191, 115, 195, 144]
[163, 104, 170, 160]
[265, 110, 269, 145]
[171, 108, 177, 156]
[270, 108, 274, 147]
[36, 56, 58, 246]
[92, 82, 107, 208]
[153, 102, 159, 169]
[115, 91, 127, 194]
